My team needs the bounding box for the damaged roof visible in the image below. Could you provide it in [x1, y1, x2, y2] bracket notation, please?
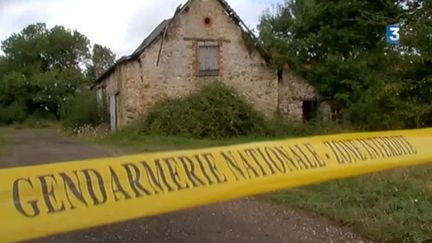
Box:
[95, 19, 172, 83]
[95, 0, 270, 84]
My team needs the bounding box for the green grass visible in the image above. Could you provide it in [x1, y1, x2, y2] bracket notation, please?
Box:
[94, 126, 274, 153]
[86, 118, 354, 153]
[13, 118, 60, 129]
[268, 166, 432, 243]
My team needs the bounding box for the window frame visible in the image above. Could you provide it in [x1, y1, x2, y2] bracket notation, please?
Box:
[196, 40, 220, 78]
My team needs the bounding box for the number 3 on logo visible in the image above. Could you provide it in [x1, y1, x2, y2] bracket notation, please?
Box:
[386, 24, 400, 45]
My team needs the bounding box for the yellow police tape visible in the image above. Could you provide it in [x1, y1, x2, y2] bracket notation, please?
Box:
[1, 128, 432, 242]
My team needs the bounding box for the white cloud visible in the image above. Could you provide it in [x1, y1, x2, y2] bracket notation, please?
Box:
[0, 0, 281, 57]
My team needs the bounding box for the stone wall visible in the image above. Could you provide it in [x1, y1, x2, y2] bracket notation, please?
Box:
[278, 70, 317, 121]
[98, 0, 315, 128]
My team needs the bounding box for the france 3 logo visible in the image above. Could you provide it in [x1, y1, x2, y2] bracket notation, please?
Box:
[386, 24, 400, 45]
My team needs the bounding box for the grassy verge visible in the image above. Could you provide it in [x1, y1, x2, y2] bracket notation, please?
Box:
[268, 166, 432, 243]
[84, 118, 354, 153]
[93, 126, 273, 153]
[13, 119, 60, 129]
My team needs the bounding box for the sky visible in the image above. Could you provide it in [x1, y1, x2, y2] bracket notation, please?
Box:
[0, 0, 282, 57]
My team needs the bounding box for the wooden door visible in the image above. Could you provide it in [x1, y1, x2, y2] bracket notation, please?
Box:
[110, 94, 118, 131]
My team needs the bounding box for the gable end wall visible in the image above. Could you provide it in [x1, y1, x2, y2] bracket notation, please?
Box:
[98, 0, 316, 128]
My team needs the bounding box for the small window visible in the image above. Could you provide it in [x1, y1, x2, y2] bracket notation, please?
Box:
[198, 41, 219, 77]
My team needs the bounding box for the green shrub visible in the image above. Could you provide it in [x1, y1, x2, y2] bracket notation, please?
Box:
[138, 82, 272, 139]
[61, 90, 100, 129]
[0, 103, 28, 124]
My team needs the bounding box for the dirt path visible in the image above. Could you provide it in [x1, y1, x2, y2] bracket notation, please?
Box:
[0, 129, 119, 168]
[0, 129, 371, 243]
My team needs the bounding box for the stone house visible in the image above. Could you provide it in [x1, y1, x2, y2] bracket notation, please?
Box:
[94, 0, 319, 130]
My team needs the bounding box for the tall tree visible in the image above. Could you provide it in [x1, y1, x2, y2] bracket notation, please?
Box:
[397, 0, 432, 127]
[1, 23, 50, 76]
[46, 25, 91, 71]
[1, 23, 90, 73]
[259, 0, 402, 100]
[0, 23, 102, 120]
[0, 56, 7, 80]
[258, 0, 432, 129]
[87, 44, 116, 79]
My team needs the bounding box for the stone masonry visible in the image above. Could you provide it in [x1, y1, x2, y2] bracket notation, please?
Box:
[95, 0, 318, 129]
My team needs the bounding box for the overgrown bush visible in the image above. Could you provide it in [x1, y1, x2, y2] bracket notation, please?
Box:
[61, 90, 100, 129]
[138, 82, 273, 139]
[0, 103, 27, 124]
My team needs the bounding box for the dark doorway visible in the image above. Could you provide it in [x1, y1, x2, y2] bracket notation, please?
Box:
[303, 100, 318, 122]
[277, 69, 283, 83]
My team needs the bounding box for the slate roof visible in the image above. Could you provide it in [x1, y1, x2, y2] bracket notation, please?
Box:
[95, 19, 172, 83]
[130, 19, 172, 60]
[95, 0, 269, 84]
